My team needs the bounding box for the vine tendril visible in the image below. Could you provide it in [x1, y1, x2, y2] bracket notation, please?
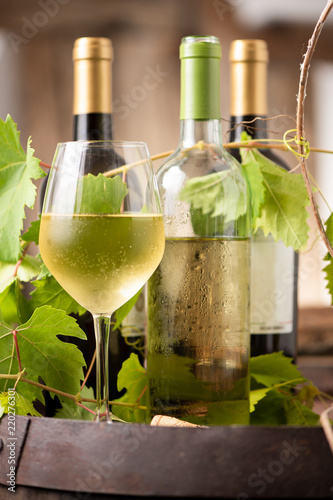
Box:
[283, 129, 310, 159]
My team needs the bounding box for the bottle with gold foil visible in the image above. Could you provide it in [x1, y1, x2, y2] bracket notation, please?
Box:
[72, 37, 145, 400]
[72, 37, 113, 140]
[228, 39, 298, 359]
[146, 36, 251, 426]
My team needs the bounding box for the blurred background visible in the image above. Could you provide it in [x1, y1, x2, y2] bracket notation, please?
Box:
[0, 0, 333, 360]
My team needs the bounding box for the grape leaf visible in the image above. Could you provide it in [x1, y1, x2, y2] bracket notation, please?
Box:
[178, 169, 247, 234]
[15, 391, 42, 416]
[250, 388, 290, 425]
[322, 213, 333, 304]
[0, 390, 42, 417]
[77, 173, 128, 214]
[0, 306, 87, 405]
[325, 212, 333, 242]
[110, 353, 321, 426]
[179, 170, 230, 215]
[284, 397, 319, 425]
[0, 115, 45, 262]
[35, 259, 52, 280]
[295, 383, 320, 408]
[112, 353, 147, 423]
[30, 275, 86, 316]
[21, 217, 41, 245]
[55, 385, 95, 421]
[113, 287, 142, 331]
[0, 254, 41, 292]
[323, 258, 333, 304]
[250, 352, 305, 387]
[0, 392, 8, 418]
[0, 281, 19, 325]
[250, 385, 319, 426]
[239, 133, 266, 223]
[0, 280, 31, 326]
[250, 387, 271, 412]
[240, 140, 311, 250]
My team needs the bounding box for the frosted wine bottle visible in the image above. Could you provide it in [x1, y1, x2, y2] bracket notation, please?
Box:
[146, 36, 251, 426]
[228, 39, 298, 359]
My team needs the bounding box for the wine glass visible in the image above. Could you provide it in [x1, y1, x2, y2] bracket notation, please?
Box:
[39, 140, 165, 422]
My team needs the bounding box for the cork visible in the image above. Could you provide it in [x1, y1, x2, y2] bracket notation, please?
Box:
[150, 415, 203, 427]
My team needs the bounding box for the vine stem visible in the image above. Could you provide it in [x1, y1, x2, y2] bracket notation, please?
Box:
[38, 143, 333, 175]
[11, 242, 31, 278]
[0, 374, 145, 409]
[296, 0, 333, 258]
[80, 349, 96, 391]
[226, 140, 332, 155]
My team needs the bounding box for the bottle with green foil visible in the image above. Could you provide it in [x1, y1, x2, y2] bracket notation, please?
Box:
[146, 36, 252, 426]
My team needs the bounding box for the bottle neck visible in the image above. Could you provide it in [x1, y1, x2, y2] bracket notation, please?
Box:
[180, 53, 221, 121]
[73, 38, 113, 141]
[179, 119, 223, 149]
[229, 50, 268, 144]
[73, 113, 113, 140]
[179, 49, 222, 149]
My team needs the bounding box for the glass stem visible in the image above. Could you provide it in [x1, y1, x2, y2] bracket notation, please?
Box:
[92, 314, 112, 423]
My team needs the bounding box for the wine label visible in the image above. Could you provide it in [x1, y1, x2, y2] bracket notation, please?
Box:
[250, 232, 295, 334]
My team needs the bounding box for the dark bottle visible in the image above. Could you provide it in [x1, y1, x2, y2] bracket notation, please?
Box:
[228, 39, 298, 359]
[72, 37, 113, 141]
[72, 38, 144, 399]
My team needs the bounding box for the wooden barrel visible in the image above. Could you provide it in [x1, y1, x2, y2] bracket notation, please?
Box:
[0, 415, 332, 499]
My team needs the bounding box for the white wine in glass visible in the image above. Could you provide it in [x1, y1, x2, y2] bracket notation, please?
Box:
[39, 140, 165, 422]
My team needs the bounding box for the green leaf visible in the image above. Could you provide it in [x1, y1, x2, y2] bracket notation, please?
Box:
[0, 390, 41, 417]
[0, 392, 8, 418]
[15, 391, 42, 417]
[113, 287, 142, 331]
[325, 212, 333, 243]
[241, 140, 310, 250]
[0, 115, 45, 262]
[0, 254, 41, 291]
[21, 217, 40, 245]
[0, 306, 87, 404]
[14, 280, 32, 324]
[295, 383, 320, 408]
[112, 353, 147, 423]
[250, 387, 272, 412]
[179, 170, 230, 215]
[239, 133, 266, 223]
[55, 386, 95, 421]
[77, 174, 128, 214]
[0, 280, 31, 326]
[178, 169, 247, 236]
[250, 352, 305, 387]
[0, 281, 19, 325]
[30, 275, 86, 316]
[323, 258, 333, 305]
[322, 213, 333, 304]
[284, 398, 319, 425]
[250, 388, 289, 425]
[36, 259, 52, 280]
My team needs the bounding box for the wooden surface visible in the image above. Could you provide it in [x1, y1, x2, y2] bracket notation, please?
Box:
[0, 415, 332, 499]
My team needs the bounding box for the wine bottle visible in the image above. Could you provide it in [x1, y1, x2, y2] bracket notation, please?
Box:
[72, 37, 145, 399]
[228, 39, 298, 359]
[146, 36, 251, 426]
[72, 37, 113, 140]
